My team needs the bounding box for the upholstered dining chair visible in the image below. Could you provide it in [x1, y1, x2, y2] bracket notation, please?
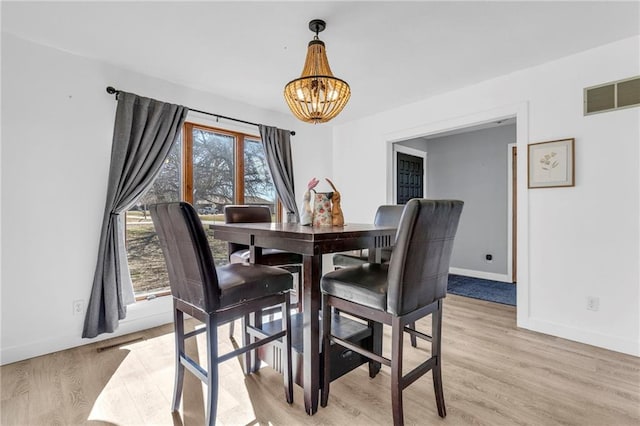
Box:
[150, 202, 293, 426]
[224, 205, 303, 311]
[320, 199, 463, 426]
[331, 204, 426, 347]
[332, 204, 405, 268]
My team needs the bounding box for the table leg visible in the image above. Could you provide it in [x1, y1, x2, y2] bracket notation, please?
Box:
[368, 320, 383, 377]
[368, 246, 382, 263]
[246, 244, 263, 373]
[303, 254, 321, 415]
[367, 246, 383, 375]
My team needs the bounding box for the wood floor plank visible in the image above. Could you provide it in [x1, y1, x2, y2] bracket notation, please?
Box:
[1, 294, 639, 425]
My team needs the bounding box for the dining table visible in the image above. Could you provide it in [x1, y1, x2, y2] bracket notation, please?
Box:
[209, 221, 397, 415]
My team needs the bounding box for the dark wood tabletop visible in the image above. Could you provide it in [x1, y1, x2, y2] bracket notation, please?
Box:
[210, 222, 395, 256]
[209, 222, 396, 415]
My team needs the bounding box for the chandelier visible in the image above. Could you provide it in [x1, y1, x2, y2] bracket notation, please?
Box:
[284, 19, 351, 124]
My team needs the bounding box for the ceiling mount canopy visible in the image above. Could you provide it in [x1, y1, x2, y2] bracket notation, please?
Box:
[284, 19, 351, 124]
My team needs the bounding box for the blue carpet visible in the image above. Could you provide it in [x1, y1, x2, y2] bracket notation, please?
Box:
[447, 274, 516, 306]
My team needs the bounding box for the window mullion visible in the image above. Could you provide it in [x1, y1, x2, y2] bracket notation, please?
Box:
[236, 134, 245, 204]
[182, 123, 194, 203]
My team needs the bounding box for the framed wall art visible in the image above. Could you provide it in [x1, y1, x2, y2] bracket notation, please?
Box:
[528, 138, 575, 188]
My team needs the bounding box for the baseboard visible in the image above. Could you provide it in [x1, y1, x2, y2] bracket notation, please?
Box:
[449, 267, 510, 283]
[1, 297, 173, 366]
[522, 317, 639, 357]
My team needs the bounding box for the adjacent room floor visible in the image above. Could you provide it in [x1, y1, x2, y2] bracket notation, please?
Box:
[447, 274, 516, 306]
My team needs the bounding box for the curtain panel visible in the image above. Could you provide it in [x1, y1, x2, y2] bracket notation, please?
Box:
[258, 125, 299, 222]
[83, 92, 187, 338]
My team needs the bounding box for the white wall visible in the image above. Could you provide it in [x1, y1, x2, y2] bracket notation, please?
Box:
[0, 34, 333, 364]
[426, 124, 516, 278]
[333, 36, 640, 356]
[2, 33, 638, 364]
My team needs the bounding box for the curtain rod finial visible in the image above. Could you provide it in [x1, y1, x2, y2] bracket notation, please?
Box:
[106, 86, 118, 95]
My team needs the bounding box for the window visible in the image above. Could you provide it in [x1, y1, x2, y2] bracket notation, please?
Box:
[126, 122, 279, 298]
[244, 138, 278, 213]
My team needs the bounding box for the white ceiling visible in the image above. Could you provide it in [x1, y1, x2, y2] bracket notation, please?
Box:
[3, 1, 639, 124]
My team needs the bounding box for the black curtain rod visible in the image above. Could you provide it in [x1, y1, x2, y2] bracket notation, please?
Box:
[106, 86, 295, 136]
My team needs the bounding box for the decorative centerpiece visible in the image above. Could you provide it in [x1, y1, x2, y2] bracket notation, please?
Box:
[326, 178, 344, 226]
[300, 177, 344, 226]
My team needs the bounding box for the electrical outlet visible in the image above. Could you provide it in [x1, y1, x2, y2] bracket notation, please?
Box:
[73, 299, 84, 316]
[586, 296, 599, 312]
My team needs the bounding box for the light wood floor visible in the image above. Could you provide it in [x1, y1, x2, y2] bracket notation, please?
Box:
[2, 294, 639, 425]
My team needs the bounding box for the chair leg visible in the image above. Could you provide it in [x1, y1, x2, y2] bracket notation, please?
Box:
[282, 265, 304, 312]
[240, 312, 262, 374]
[409, 321, 417, 348]
[228, 319, 235, 338]
[250, 312, 263, 374]
[242, 315, 252, 374]
[205, 314, 219, 426]
[432, 301, 446, 418]
[321, 294, 332, 407]
[391, 317, 405, 426]
[172, 306, 186, 413]
[282, 297, 294, 404]
[242, 314, 253, 374]
[296, 266, 303, 312]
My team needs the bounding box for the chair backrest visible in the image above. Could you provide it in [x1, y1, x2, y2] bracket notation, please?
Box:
[387, 199, 463, 316]
[224, 205, 272, 255]
[150, 202, 220, 312]
[373, 205, 405, 227]
[374, 205, 405, 259]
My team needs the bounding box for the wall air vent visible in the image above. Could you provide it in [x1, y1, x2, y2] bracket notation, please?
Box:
[584, 76, 640, 115]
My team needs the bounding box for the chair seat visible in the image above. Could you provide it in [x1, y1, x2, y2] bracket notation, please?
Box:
[321, 263, 389, 312]
[332, 251, 368, 268]
[230, 248, 303, 266]
[332, 248, 393, 268]
[218, 263, 293, 309]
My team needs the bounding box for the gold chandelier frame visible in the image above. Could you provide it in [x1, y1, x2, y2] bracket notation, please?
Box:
[284, 20, 351, 124]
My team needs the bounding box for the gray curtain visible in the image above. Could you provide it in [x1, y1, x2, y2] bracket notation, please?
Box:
[83, 92, 187, 338]
[259, 125, 299, 222]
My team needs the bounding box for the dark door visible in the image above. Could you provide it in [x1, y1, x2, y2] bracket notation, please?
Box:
[396, 152, 424, 204]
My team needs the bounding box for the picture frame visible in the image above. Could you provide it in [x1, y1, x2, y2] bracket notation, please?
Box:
[528, 138, 575, 188]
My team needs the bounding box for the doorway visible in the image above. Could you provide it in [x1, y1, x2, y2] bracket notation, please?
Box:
[384, 104, 529, 323]
[391, 120, 516, 285]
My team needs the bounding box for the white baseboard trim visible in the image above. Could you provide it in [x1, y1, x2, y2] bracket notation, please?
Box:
[522, 317, 639, 357]
[449, 267, 511, 283]
[1, 297, 173, 366]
